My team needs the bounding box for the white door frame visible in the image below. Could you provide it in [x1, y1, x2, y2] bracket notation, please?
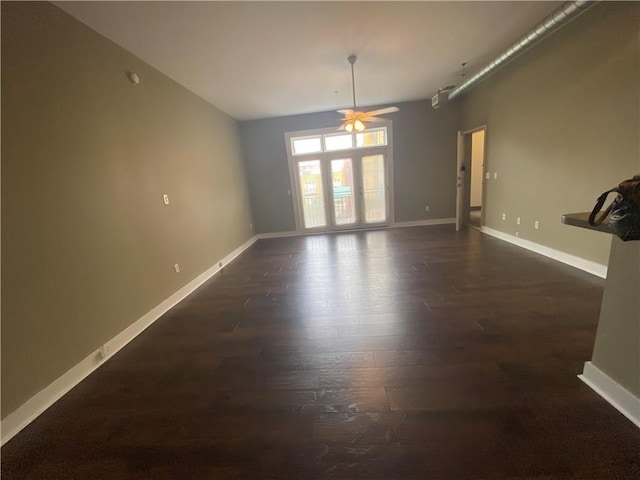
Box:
[456, 125, 487, 230]
[325, 149, 389, 231]
[456, 131, 465, 231]
[285, 123, 394, 233]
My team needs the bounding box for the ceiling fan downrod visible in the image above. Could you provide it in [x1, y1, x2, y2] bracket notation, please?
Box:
[348, 54, 357, 110]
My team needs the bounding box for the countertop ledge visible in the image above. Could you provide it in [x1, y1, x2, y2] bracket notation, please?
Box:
[562, 212, 611, 234]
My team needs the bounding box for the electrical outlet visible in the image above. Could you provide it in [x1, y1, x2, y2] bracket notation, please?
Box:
[250, 223, 253, 229]
[517, 217, 521, 225]
[494, 172, 498, 179]
[502, 213, 506, 221]
[485, 172, 490, 180]
[174, 263, 180, 273]
[516, 232, 520, 237]
[163, 194, 170, 205]
[534, 220, 540, 230]
[425, 205, 430, 212]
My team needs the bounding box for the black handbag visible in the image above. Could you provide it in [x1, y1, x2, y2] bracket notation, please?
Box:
[589, 175, 640, 241]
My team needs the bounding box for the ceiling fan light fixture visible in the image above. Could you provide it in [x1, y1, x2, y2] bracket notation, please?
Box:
[337, 55, 399, 131]
[344, 119, 366, 133]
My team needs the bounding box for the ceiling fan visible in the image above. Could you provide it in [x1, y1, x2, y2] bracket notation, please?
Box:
[338, 55, 399, 132]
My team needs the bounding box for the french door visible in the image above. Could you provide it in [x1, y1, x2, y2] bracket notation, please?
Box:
[293, 150, 389, 232]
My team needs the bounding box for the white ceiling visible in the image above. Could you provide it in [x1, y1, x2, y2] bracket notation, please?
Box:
[56, 1, 562, 121]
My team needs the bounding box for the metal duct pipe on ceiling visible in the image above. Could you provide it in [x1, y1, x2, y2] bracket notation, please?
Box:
[446, 0, 598, 101]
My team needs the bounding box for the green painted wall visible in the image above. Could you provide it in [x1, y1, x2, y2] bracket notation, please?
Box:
[459, 1, 639, 266]
[592, 239, 640, 397]
[1, 2, 254, 418]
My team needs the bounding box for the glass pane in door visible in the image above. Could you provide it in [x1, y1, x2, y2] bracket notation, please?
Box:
[297, 160, 326, 228]
[361, 154, 387, 223]
[331, 158, 356, 225]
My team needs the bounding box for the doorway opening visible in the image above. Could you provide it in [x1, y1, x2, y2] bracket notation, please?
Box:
[456, 126, 487, 230]
[469, 129, 485, 228]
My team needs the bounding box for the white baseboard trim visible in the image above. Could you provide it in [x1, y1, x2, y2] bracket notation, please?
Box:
[256, 230, 299, 239]
[579, 361, 640, 428]
[392, 218, 456, 228]
[255, 219, 456, 239]
[480, 226, 607, 278]
[1, 235, 258, 446]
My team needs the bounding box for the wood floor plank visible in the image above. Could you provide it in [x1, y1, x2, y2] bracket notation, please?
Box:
[2, 226, 638, 479]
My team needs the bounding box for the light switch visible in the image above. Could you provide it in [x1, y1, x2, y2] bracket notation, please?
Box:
[163, 194, 170, 205]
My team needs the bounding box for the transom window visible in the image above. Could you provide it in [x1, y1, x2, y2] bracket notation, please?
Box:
[290, 127, 387, 156]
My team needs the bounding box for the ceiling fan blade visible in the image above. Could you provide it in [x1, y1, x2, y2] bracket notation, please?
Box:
[366, 117, 385, 123]
[365, 106, 399, 117]
[337, 109, 354, 115]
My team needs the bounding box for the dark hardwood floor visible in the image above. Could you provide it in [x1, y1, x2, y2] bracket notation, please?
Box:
[3, 226, 639, 479]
